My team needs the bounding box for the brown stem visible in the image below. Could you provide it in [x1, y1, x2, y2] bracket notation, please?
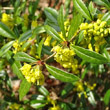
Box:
[2, 7, 14, 10]
[44, 52, 56, 62]
[69, 30, 80, 42]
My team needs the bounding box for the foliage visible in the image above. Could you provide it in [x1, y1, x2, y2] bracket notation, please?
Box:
[0, 0, 110, 109]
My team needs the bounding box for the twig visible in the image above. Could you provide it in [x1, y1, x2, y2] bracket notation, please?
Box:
[69, 30, 80, 42]
[2, 7, 14, 10]
[44, 52, 56, 62]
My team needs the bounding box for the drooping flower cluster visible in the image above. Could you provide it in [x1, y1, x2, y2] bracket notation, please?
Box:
[20, 63, 44, 85]
[31, 20, 38, 29]
[44, 20, 70, 47]
[1, 13, 14, 29]
[52, 45, 79, 74]
[59, 19, 70, 41]
[22, 14, 29, 31]
[47, 95, 61, 110]
[49, 105, 61, 110]
[73, 81, 96, 98]
[9, 103, 21, 110]
[12, 40, 23, 54]
[44, 35, 57, 47]
[80, 19, 110, 52]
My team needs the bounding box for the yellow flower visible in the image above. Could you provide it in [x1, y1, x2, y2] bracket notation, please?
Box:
[44, 36, 52, 46]
[20, 64, 44, 85]
[12, 40, 24, 54]
[23, 14, 29, 27]
[9, 103, 21, 110]
[31, 20, 38, 29]
[49, 106, 61, 110]
[1, 13, 14, 29]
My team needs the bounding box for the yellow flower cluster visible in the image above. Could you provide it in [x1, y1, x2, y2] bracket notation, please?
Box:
[58, 19, 70, 41]
[52, 45, 79, 74]
[1, 13, 14, 29]
[23, 14, 29, 27]
[12, 40, 23, 54]
[49, 106, 61, 110]
[9, 103, 21, 110]
[80, 19, 109, 52]
[44, 35, 57, 47]
[20, 63, 44, 85]
[47, 96, 61, 110]
[31, 20, 38, 29]
[73, 81, 96, 98]
[22, 14, 29, 31]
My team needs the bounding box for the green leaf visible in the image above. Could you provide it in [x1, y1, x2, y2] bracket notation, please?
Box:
[73, 0, 92, 21]
[68, 13, 83, 40]
[12, 61, 24, 80]
[44, 25, 63, 42]
[31, 103, 46, 109]
[45, 19, 60, 32]
[88, 91, 97, 106]
[37, 39, 44, 59]
[61, 83, 74, 98]
[44, 7, 58, 24]
[0, 22, 16, 39]
[46, 64, 80, 83]
[61, 103, 71, 110]
[6, 51, 24, 80]
[19, 30, 32, 42]
[58, 5, 66, 39]
[103, 48, 110, 62]
[37, 86, 49, 96]
[44, 8, 59, 31]
[104, 89, 110, 105]
[0, 41, 14, 57]
[77, 30, 84, 44]
[65, 0, 71, 18]
[94, 0, 110, 10]
[14, 52, 37, 63]
[101, 12, 110, 21]
[71, 45, 108, 64]
[88, 1, 97, 19]
[19, 78, 31, 100]
[33, 26, 45, 35]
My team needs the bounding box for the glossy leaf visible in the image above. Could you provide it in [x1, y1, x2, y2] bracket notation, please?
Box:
[73, 0, 92, 21]
[0, 41, 14, 57]
[77, 30, 84, 44]
[37, 86, 49, 96]
[101, 12, 110, 21]
[61, 83, 74, 98]
[44, 7, 58, 23]
[14, 52, 37, 63]
[94, 0, 110, 10]
[6, 51, 24, 80]
[0, 22, 16, 39]
[58, 5, 66, 39]
[68, 13, 83, 40]
[71, 45, 108, 64]
[44, 25, 63, 42]
[65, 0, 71, 18]
[33, 26, 45, 35]
[31, 103, 46, 109]
[88, 1, 97, 19]
[19, 78, 31, 100]
[46, 64, 80, 83]
[88, 91, 97, 106]
[37, 39, 44, 58]
[44, 8, 60, 31]
[11, 61, 24, 80]
[104, 89, 110, 105]
[19, 30, 32, 42]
